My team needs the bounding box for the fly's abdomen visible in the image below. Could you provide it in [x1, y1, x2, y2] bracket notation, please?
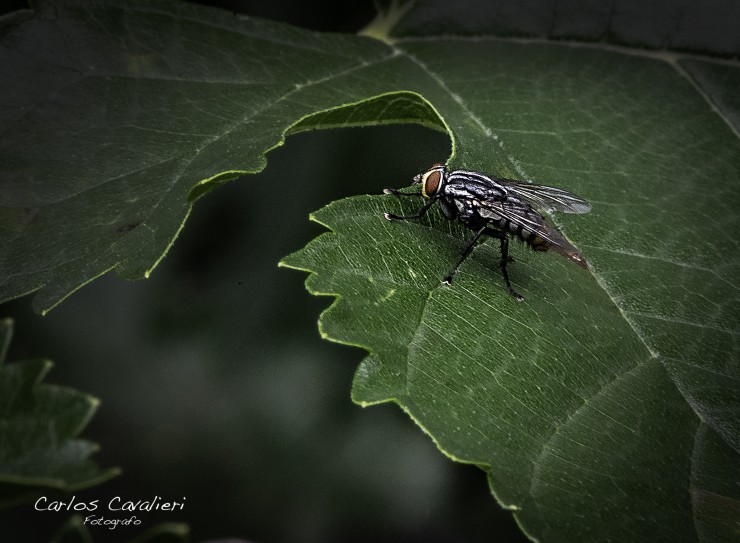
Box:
[511, 221, 545, 248]
[478, 205, 551, 250]
[477, 207, 529, 239]
[527, 234, 550, 252]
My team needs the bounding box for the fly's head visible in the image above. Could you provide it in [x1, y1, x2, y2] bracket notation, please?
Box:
[414, 163, 446, 198]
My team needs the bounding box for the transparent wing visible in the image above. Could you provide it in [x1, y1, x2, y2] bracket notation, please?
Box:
[478, 199, 588, 267]
[489, 200, 567, 245]
[495, 178, 591, 214]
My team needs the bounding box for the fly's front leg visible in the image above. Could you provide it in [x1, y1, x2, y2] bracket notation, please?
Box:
[443, 226, 487, 285]
[384, 196, 437, 221]
[493, 231, 524, 302]
[383, 188, 423, 197]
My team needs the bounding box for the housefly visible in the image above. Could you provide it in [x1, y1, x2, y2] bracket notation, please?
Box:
[383, 164, 591, 301]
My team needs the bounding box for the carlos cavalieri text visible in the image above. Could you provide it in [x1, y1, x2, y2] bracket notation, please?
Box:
[35, 495, 186, 512]
[35, 495, 186, 529]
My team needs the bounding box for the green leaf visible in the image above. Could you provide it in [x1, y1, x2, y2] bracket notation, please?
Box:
[384, 0, 740, 56]
[281, 2, 740, 542]
[0, 0, 447, 313]
[4, 0, 738, 316]
[283, 194, 739, 541]
[0, 319, 118, 508]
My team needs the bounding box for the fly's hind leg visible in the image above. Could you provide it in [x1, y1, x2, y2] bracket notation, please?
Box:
[487, 229, 524, 302]
[444, 227, 523, 301]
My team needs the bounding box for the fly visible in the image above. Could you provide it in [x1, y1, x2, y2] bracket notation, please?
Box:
[383, 164, 591, 301]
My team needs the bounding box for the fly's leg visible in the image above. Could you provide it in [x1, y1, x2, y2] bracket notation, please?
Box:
[495, 232, 524, 302]
[383, 188, 422, 197]
[448, 228, 523, 301]
[384, 196, 437, 221]
[443, 226, 487, 285]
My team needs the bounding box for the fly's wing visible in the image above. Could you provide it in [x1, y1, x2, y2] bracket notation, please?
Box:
[495, 178, 591, 214]
[479, 198, 588, 268]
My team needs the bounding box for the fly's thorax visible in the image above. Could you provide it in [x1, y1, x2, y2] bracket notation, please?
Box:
[418, 164, 446, 198]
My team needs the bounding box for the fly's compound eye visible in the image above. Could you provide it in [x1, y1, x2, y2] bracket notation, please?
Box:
[421, 167, 444, 197]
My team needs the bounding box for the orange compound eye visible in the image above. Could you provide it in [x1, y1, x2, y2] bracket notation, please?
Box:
[421, 167, 443, 197]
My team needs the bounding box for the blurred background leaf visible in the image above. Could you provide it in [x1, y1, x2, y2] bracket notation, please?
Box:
[0, 0, 446, 313]
[0, 319, 118, 509]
